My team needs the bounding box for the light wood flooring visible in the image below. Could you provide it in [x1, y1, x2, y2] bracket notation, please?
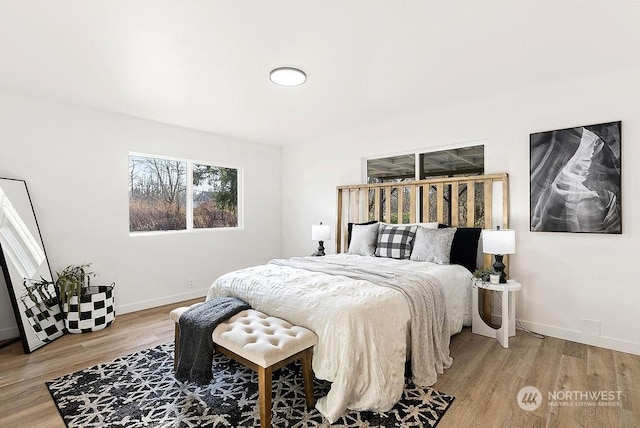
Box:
[0, 299, 638, 427]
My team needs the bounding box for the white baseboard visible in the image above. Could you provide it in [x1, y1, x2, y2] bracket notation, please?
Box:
[115, 289, 208, 315]
[486, 301, 640, 356]
[514, 319, 640, 357]
[0, 326, 20, 341]
[1, 291, 207, 342]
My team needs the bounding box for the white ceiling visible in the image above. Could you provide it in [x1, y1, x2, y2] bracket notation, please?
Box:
[1, 1, 639, 145]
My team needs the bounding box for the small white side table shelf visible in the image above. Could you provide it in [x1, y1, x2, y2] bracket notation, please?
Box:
[472, 279, 522, 348]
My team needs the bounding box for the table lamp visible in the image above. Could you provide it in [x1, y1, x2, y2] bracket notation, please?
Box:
[311, 222, 331, 256]
[482, 226, 516, 283]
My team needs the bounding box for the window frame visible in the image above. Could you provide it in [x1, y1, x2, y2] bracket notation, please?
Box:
[362, 141, 485, 183]
[128, 152, 243, 236]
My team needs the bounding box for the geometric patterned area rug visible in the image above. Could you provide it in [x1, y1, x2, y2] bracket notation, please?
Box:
[46, 342, 454, 427]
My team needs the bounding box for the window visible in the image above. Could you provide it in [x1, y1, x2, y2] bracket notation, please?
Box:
[128, 154, 240, 233]
[366, 153, 416, 183]
[419, 145, 484, 179]
[364, 144, 485, 225]
[366, 145, 484, 182]
[192, 164, 238, 229]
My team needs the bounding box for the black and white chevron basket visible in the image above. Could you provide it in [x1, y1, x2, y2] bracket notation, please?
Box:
[62, 284, 116, 333]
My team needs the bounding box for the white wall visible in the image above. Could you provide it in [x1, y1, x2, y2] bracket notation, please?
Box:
[0, 91, 282, 340]
[281, 66, 640, 355]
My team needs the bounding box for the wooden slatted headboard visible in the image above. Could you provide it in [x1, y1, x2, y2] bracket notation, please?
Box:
[336, 173, 509, 324]
[335, 173, 509, 268]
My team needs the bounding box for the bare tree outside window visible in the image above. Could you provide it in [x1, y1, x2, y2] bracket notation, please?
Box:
[193, 164, 238, 228]
[129, 156, 187, 232]
[128, 155, 240, 232]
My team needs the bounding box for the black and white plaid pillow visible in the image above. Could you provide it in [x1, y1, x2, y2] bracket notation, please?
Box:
[375, 224, 418, 259]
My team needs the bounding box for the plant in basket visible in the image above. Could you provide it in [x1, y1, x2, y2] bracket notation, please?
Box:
[55, 263, 116, 334]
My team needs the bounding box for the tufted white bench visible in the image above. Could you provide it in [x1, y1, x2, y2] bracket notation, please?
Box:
[170, 306, 317, 428]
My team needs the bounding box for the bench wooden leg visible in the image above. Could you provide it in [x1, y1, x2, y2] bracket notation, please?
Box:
[258, 365, 273, 428]
[174, 323, 180, 370]
[301, 348, 315, 408]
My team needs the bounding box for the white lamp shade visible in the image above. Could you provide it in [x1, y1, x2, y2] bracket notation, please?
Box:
[482, 229, 516, 255]
[312, 224, 331, 241]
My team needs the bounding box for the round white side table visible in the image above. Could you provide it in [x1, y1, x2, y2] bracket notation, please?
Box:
[472, 279, 522, 348]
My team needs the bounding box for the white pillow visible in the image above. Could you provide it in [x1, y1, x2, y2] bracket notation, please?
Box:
[410, 227, 457, 264]
[347, 222, 379, 256]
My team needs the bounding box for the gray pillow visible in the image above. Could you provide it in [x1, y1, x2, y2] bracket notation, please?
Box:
[347, 222, 379, 256]
[410, 227, 457, 264]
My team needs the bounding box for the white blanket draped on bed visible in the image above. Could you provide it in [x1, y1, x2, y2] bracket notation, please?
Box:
[269, 256, 452, 386]
[206, 254, 472, 422]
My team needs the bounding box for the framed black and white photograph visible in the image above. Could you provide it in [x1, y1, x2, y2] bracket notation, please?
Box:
[530, 121, 622, 234]
[0, 177, 65, 353]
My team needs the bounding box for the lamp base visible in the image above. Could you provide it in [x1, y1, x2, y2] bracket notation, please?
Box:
[312, 240, 325, 257]
[493, 254, 507, 283]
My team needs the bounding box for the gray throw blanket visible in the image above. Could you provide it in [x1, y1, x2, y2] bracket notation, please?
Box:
[176, 297, 250, 384]
[270, 257, 452, 386]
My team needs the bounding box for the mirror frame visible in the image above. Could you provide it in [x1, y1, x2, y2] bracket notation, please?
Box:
[0, 177, 65, 353]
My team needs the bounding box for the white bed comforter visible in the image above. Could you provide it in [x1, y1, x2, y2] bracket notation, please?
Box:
[206, 254, 472, 422]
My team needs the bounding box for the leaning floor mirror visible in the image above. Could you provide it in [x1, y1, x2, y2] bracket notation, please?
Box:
[0, 177, 65, 353]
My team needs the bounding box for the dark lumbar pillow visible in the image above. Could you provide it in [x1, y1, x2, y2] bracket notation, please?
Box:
[449, 227, 482, 272]
[347, 220, 378, 247]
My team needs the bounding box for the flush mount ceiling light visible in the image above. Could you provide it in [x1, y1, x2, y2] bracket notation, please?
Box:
[269, 67, 306, 87]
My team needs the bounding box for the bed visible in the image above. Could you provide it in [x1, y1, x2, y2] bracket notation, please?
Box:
[206, 174, 509, 422]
